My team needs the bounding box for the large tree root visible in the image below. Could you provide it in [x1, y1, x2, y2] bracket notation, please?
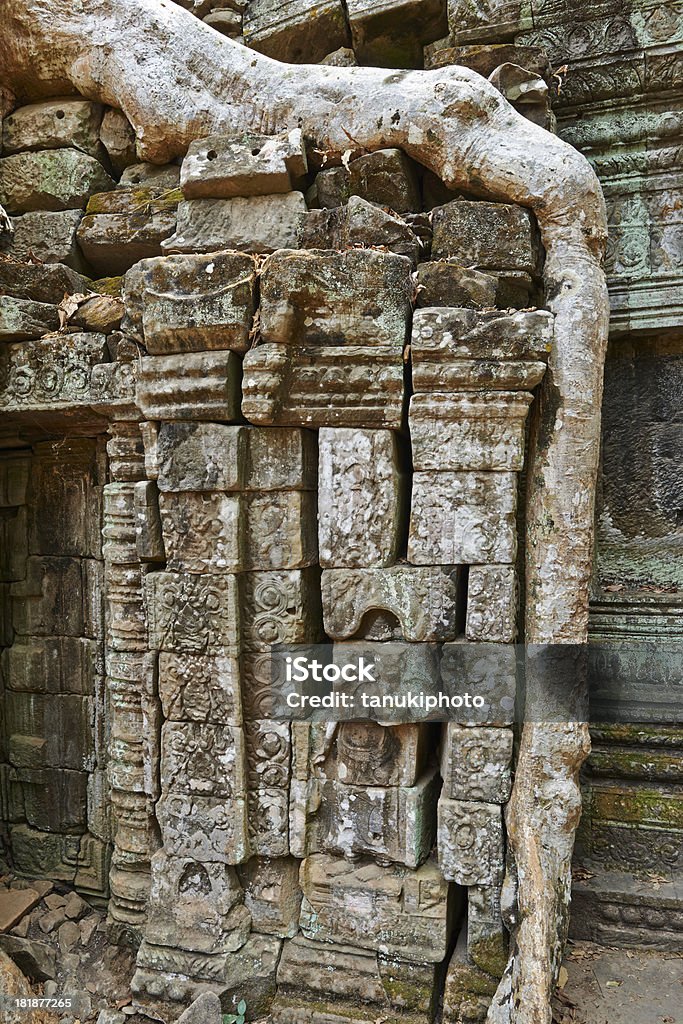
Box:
[0, 5, 610, 1021]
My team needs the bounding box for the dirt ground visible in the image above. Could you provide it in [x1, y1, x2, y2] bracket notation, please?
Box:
[552, 941, 682, 1024]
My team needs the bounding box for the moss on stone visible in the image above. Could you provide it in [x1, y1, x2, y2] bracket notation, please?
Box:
[85, 186, 182, 215]
[468, 933, 509, 979]
[90, 276, 123, 296]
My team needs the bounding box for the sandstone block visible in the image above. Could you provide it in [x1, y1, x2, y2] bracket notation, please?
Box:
[27, 438, 104, 558]
[156, 792, 249, 864]
[119, 162, 181, 189]
[134, 481, 165, 562]
[161, 721, 246, 799]
[242, 344, 405, 429]
[441, 725, 513, 803]
[164, 193, 307, 254]
[318, 428, 406, 567]
[202, 9, 243, 35]
[431, 200, 539, 272]
[245, 426, 319, 493]
[2, 100, 103, 157]
[105, 563, 146, 653]
[180, 130, 307, 198]
[77, 188, 180, 275]
[408, 472, 517, 565]
[412, 306, 553, 362]
[10, 557, 84, 636]
[259, 249, 411, 347]
[21, 771, 82, 835]
[238, 856, 302, 938]
[325, 639, 441, 715]
[6, 210, 88, 271]
[2, 637, 97, 695]
[314, 149, 421, 213]
[8, 826, 109, 896]
[240, 568, 323, 649]
[447, 0, 524, 41]
[248, 786, 290, 857]
[0, 456, 30, 507]
[71, 293, 124, 333]
[0, 297, 59, 342]
[176, 992, 223, 1024]
[310, 165, 351, 208]
[99, 108, 137, 173]
[102, 482, 137, 564]
[87, 770, 111, 842]
[0, 887, 41, 933]
[246, 721, 292, 792]
[158, 651, 242, 725]
[299, 855, 451, 962]
[276, 934, 438, 1013]
[321, 768, 440, 867]
[219, 934, 283, 1016]
[0, 150, 114, 214]
[243, 0, 350, 63]
[123, 250, 256, 353]
[352, 148, 421, 211]
[442, 930, 497, 1024]
[320, 46, 358, 66]
[415, 261, 498, 308]
[5, 692, 92, 769]
[409, 393, 534, 472]
[245, 491, 318, 569]
[437, 799, 504, 885]
[0, 934, 57, 982]
[466, 565, 517, 642]
[322, 566, 462, 641]
[467, 884, 508, 977]
[346, 0, 447, 67]
[155, 423, 246, 492]
[302, 196, 422, 265]
[0, 503, 26, 583]
[153, 423, 317, 492]
[334, 722, 429, 787]
[0, 261, 90, 304]
[440, 644, 516, 726]
[159, 491, 243, 572]
[427, 40, 547, 77]
[145, 571, 240, 652]
[136, 350, 242, 421]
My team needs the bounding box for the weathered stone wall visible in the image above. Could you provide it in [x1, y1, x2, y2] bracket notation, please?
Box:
[0, 0, 680, 1020]
[0, 66, 554, 1021]
[431, 0, 683, 954]
[0, 438, 109, 899]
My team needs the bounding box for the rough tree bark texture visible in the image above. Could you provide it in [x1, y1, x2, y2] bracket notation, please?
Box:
[0, 4, 610, 1021]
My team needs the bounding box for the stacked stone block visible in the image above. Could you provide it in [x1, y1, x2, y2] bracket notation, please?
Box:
[0, 99, 116, 272]
[409, 240, 551, 1019]
[115, 138, 326, 1015]
[104, 421, 162, 944]
[1, 100, 555, 1024]
[242, 0, 447, 67]
[0, 440, 110, 897]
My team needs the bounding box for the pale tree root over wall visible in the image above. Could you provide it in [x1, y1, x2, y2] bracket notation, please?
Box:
[0, 4, 611, 1021]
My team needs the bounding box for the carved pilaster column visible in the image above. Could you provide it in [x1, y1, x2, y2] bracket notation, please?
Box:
[104, 419, 161, 944]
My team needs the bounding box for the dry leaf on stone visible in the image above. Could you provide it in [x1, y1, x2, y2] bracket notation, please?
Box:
[57, 292, 90, 328]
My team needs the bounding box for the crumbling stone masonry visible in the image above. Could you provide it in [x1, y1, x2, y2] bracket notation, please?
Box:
[0, 0, 681, 1021]
[0, 91, 553, 1022]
